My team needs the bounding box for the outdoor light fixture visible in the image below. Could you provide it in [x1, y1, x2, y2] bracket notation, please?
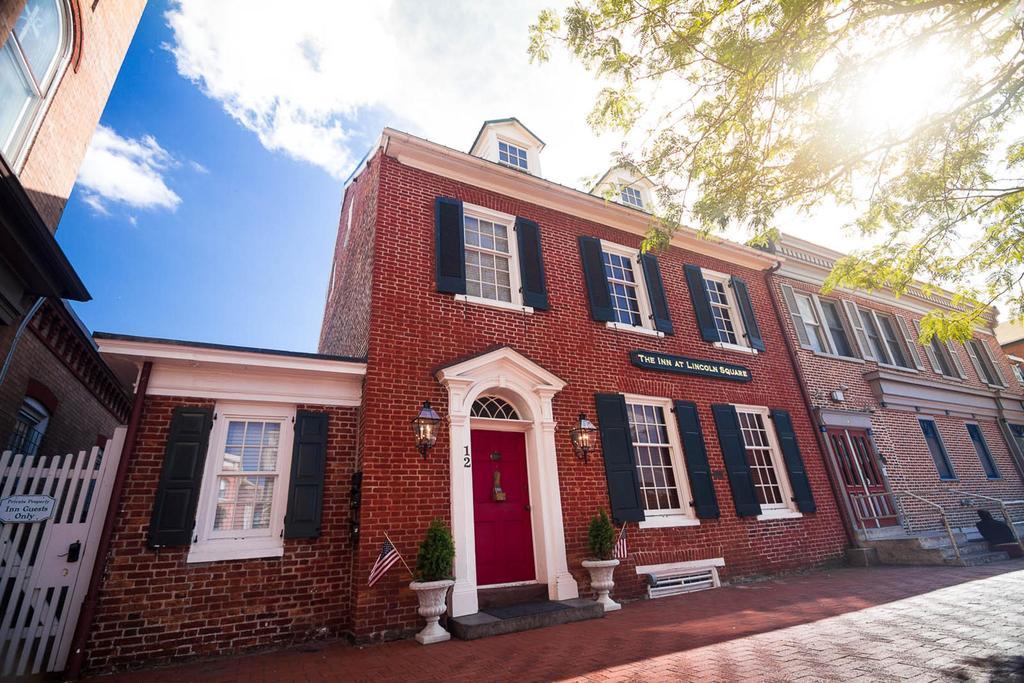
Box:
[570, 412, 597, 462]
[412, 400, 441, 458]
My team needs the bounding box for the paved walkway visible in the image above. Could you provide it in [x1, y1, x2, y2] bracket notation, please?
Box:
[87, 562, 1024, 682]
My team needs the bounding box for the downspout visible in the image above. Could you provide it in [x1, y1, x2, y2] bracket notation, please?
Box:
[762, 265, 859, 549]
[0, 296, 44, 386]
[64, 360, 152, 681]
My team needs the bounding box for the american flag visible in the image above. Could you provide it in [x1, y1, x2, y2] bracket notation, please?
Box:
[614, 524, 628, 560]
[368, 538, 401, 587]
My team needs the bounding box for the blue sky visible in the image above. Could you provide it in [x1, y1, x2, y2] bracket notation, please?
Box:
[57, 0, 620, 353]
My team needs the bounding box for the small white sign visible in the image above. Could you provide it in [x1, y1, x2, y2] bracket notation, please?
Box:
[0, 495, 56, 523]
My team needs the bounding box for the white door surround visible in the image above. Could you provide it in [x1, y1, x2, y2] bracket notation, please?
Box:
[435, 346, 578, 617]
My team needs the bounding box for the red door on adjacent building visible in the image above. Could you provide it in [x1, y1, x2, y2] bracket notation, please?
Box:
[826, 427, 899, 528]
[472, 429, 535, 585]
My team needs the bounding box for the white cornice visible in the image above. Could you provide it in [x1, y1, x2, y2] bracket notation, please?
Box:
[380, 129, 779, 271]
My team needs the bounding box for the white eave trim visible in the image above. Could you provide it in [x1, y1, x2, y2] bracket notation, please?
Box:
[380, 128, 779, 271]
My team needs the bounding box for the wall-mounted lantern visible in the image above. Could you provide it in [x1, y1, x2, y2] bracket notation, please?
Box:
[412, 400, 441, 458]
[570, 412, 597, 462]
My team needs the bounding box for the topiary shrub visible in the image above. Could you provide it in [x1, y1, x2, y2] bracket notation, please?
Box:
[588, 509, 616, 560]
[416, 518, 455, 582]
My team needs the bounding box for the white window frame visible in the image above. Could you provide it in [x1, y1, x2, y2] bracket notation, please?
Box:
[817, 297, 861, 360]
[623, 394, 699, 529]
[600, 240, 663, 337]
[1, 0, 74, 170]
[702, 269, 752, 353]
[496, 137, 529, 171]
[871, 310, 916, 371]
[188, 402, 296, 564]
[733, 404, 802, 520]
[792, 291, 829, 354]
[620, 186, 644, 209]
[456, 203, 533, 314]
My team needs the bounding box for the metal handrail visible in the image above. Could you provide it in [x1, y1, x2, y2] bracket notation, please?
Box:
[891, 490, 961, 561]
[955, 490, 1024, 552]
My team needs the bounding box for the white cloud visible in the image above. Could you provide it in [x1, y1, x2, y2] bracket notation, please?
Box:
[189, 160, 209, 174]
[78, 125, 181, 213]
[163, 0, 614, 186]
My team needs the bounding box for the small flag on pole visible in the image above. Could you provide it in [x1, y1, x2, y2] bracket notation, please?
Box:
[368, 537, 401, 587]
[614, 523, 628, 560]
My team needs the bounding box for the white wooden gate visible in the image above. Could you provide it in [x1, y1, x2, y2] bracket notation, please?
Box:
[0, 426, 124, 676]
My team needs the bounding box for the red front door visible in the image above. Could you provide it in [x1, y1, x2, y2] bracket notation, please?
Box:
[826, 427, 898, 528]
[472, 429, 535, 585]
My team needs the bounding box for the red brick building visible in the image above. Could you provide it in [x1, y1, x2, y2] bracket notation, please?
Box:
[771, 235, 1024, 560]
[79, 119, 852, 672]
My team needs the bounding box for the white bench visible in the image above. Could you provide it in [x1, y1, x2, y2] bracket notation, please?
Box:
[636, 558, 724, 599]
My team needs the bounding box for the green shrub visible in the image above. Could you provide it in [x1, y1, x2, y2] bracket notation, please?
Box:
[416, 519, 455, 582]
[588, 509, 616, 560]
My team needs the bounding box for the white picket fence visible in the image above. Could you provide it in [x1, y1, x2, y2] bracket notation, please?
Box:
[0, 426, 124, 676]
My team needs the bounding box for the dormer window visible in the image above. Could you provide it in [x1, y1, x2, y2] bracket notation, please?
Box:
[498, 140, 529, 171]
[620, 186, 644, 209]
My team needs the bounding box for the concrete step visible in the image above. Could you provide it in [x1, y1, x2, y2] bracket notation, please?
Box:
[477, 583, 548, 610]
[951, 550, 1012, 567]
[449, 599, 603, 641]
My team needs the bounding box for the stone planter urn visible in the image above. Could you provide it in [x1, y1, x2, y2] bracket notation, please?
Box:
[409, 579, 455, 644]
[582, 558, 621, 612]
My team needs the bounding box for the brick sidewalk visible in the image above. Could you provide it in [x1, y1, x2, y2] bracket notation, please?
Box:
[86, 562, 1024, 682]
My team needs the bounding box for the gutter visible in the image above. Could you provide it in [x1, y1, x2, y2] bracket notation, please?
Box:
[64, 360, 152, 681]
[763, 265, 859, 549]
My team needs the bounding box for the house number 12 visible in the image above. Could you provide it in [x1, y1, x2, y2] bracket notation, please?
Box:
[463, 445, 471, 468]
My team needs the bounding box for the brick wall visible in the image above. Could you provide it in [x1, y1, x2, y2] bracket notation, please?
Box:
[84, 396, 360, 673]
[317, 156, 379, 358]
[14, 0, 145, 231]
[773, 275, 1024, 530]
[323, 153, 848, 641]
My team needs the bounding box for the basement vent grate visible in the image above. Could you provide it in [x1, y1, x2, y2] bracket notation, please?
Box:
[644, 567, 720, 599]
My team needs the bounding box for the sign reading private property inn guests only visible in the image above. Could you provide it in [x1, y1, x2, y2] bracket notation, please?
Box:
[630, 350, 753, 382]
[0, 495, 56, 523]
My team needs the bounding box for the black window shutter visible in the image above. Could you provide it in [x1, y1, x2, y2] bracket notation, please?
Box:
[285, 411, 330, 539]
[711, 404, 762, 517]
[594, 393, 645, 523]
[639, 253, 673, 334]
[515, 216, 549, 310]
[684, 264, 718, 342]
[435, 196, 466, 294]
[579, 236, 614, 322]
[769, 409, 816, 513]
[673, 401, 719, 519]
[147, 406, 214, 548]
[731, 275, 765, 351]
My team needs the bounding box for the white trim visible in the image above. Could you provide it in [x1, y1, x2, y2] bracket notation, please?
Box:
[606, 321, 664, 337]
[478, 580, 539, 589]
[188, 402, 296, 564]
[456, 294, 534, 315]
[381, 129, 777, 271]
[756, 509, 804, 521]
[702, 269, 751, 349]
[435, 347, 576, 617]
[713, 341, 758, 355]
[639, 515, 701, 529]
[732, 404, 799, 516]
[600, 240, 659, 334]
[635, 557, 725, 575]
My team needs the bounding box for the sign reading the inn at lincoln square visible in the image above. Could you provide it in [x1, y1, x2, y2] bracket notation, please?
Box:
[630, 350, 752, 383]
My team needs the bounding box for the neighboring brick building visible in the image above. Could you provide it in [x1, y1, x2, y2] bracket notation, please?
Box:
[0, 0, 143, 454]
[771, 235, 1024, 552]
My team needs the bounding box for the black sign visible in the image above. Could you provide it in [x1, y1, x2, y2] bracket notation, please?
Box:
[630, 350, 752, 383]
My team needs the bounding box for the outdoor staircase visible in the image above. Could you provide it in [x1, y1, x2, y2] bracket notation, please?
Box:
[866, 531, 1021, 567]
[449, 584, 603, 640]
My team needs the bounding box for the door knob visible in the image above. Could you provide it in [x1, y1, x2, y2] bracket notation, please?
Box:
[524, 504, 532, 512]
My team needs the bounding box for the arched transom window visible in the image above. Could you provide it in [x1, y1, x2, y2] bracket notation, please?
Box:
[0, 0, 72, 165]
[471, 396, 520, 420]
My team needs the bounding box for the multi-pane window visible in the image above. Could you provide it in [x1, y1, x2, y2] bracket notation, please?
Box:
[497, 140, 528, 170]
[794, 292, 827, 353]
[919, 419, 956, 480]
[966, 423, 999, 479]
[820, 300, 855, 357]
[876, 314, 910, 368]
[620, 186, 644, 209]
[859, 311, 892, 364]
[736, 409, 787, 510]
[602, 250, 642, 326]
[464, 213, 513, 303]
[213, 420, 282, 532]
[929, 337, 955, 377]
[705, 277, 740, 345]
[1013, 364, 1024, 385]
[1, 0, 69, 163]
[626, 402, 683, 514]
[5, 396, 48, 456]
